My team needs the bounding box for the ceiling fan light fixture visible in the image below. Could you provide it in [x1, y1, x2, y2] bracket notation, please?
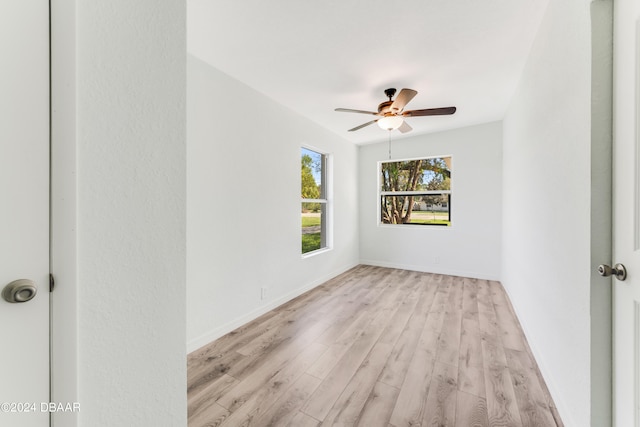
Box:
[377, 115, 404, 131]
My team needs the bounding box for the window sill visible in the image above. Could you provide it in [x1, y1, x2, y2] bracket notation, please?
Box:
[378, 223, 453, 230]
[301, 247, 332, 259]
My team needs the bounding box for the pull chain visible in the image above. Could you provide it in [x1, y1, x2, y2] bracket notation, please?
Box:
[388, 130, 392, 160]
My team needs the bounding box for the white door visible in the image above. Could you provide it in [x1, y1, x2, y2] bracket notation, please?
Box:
[0, 1, 50, 426]
[613, 0, 640, 424]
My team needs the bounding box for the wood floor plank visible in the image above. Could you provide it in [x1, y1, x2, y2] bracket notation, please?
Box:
[422, 362, 458, 426]
[313, 268, 386, 319]
[506, 324, 559, 418]
[455, 390, 489, 427]
[302, 303, 400, 421]
[461, 277, 479, 319]
[389, 276, 448, 426]
[436, 276, 464, 366]
[187, 349, 246, 399]
[459, 283, 483, 369]
[357, 381, 401, 427]
[230, 318, 331, 382]
[288, 411, 321, 427]
[239, 373, 322, 427]
[319, 283, 421, 426]
[430, 274, 452, 314]
[308, 271, 409, 380]
[235, 312, 324, 357]
[481, 340, 523, 427]
[187, 266, 562, 427]
[378, 273, 438, 389]
[307, 310, 375, 379]
[188, 374, 239, 423]
[489, 281, 527, 352]
[458, 355, 486, 400]
[188, 401, 230, 427]
[319, 340, 394, 426]
[311, 268, 404, 347]
[458, 299, 485, 399]
[387, 353, 436, 427]
[477, 280, 501, 346]
[217, 337, 326, 412]
[505, 349, 557, 427]
[218, 343, 326, 425]
[478, 279, 523, 426]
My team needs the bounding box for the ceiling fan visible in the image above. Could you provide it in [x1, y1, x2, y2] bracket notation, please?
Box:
[335, 88, 456, 133]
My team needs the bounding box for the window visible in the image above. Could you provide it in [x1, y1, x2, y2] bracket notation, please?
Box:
[301, 147, 330, 254]
[379, 156, 452, 226]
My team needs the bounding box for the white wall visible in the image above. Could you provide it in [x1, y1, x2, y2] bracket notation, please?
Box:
[52, 1, 187, 425]
[501, 0, 595, 425]
[358, 122, 503, 280]
[187, 55, 359, 351]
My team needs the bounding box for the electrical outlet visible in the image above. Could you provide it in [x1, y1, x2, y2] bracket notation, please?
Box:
[261, 287, 267, 300]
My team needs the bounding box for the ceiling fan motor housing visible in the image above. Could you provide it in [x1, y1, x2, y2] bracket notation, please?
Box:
[378, 101, 394, 114]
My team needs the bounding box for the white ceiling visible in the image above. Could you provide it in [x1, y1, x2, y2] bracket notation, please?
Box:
[188, 0, 549, 145]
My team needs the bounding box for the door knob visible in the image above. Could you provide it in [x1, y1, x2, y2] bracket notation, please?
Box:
[2, 279, 37, 303]
[597, 263, 627, 281]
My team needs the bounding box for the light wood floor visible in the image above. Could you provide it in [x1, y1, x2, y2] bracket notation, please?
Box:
[187, 265, 563, 427]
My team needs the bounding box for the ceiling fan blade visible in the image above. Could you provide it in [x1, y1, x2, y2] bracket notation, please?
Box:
[348, 120, 378, 132]
[390, 88, 418, 112]
[335, 108, 379, 116]
[398, 121, 413, 134]
[402, 106, 456, 117]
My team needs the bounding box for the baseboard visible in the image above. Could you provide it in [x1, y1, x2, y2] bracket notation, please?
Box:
[187, 262, 359, 354]
[359, 259, 501, 281]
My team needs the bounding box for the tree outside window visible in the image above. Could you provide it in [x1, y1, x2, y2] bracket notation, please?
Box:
[301, 148, 329, 253]
[380, 156, 451, 226]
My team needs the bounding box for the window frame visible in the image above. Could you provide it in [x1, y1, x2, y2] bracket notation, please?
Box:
[378, 155, 453, 228]
[301, 146, 332, 256]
